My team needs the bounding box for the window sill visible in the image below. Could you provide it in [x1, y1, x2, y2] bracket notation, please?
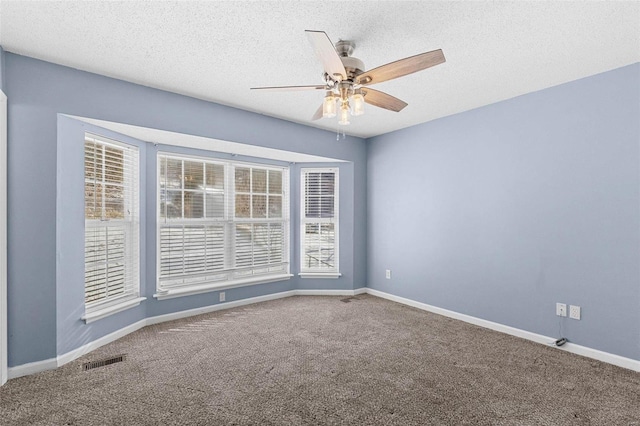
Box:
[298, 272, 342, 279]
[82, 297, 146, 324]
[154, 273, 293, 301]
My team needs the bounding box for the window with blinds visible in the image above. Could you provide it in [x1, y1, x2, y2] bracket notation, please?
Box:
[300, 168, 339, 274]
[157, 154, 289, 294]
[84, 135, 140, 312]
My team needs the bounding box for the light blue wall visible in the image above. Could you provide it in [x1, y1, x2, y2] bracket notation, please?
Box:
[367, 63, 640, 360]
[6, 52, 367, 366]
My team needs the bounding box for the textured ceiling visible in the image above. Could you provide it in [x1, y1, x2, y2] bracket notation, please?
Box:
[0, 1, 638, 138]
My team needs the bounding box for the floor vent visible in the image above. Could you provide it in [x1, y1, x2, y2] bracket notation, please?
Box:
[83, 355, 126, 371]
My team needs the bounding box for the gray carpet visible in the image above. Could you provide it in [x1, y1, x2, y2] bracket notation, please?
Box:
[1, 295, 638, 425]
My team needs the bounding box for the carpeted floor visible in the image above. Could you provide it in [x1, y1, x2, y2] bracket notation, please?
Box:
[1, 295, 638, 425]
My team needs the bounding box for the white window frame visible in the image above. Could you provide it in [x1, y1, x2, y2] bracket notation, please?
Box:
[82, 134, 144, 323]
[0, 91, 7, 386]
[299, 168, 341, 278]
[155, 152, 291, 300]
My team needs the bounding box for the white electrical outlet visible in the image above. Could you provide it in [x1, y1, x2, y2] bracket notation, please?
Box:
[385, 269, 391, 279]
[556, 303, 567, 317]
[569, 305, 581, 320]
[219, 292, 226, 302]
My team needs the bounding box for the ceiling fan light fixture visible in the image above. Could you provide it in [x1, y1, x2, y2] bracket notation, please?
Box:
[351, 91, 365, 116]
[322, 91, 336, 118]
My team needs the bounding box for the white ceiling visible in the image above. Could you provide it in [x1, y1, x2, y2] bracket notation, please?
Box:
[1, 1, 638, 138]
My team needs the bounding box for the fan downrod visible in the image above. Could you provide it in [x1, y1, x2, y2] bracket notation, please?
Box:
[335, 40, 355, 57]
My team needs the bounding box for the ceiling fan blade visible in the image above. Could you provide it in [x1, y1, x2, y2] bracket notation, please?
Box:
[361, 88, 408, 112]
[305, 30, 347, 80]
[357, 49, 445, 86]
[311, 104, 324, 121]
[250, 85, 326, 91]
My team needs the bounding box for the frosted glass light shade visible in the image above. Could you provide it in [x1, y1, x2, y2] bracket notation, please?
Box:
[338, 104, 350, 125]
[351, 93, 365, 116]
[322, 93, 336, 118]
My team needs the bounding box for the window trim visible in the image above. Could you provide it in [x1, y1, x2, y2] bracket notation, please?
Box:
[154, 273, 293, 300]
[155, 152, 291, 298]
[298, 272, 342, 279]
[81, 296, 146, 324]
[0, 91, 7, 385]
[83, 134, 142, 322]
[299, 167, 339, 277]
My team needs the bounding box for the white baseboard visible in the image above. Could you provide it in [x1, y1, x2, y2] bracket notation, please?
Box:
[7, 357, 58, 379]
[295, 289, 363, 296]
[8, 319, 148, 380]
[9, 287, 637, 379]
[146, 290, 297, 325]
[365, 288, 640, 373]
[147, 288, 365, 326]
[56, 319, 147, 368]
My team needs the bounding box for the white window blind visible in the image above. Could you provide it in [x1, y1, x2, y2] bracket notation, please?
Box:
[157, 154, 289, 294]
[84, 135, 140, 313]
[300, 168, 339, 273]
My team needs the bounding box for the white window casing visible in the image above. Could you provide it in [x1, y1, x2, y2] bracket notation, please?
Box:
[83, 134, 144, 323]
[0, 91, 7, 385]
[156, 153, 291, 299]
[299, 168, 340, 278]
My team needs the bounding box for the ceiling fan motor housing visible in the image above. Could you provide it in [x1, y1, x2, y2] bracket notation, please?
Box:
[334, 40, 364, 81]
[340, 56, 365, 80]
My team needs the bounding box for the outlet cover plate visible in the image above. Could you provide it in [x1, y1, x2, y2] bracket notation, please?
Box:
[556, 303, 567, 317]
[385, 269, 391, 279]
[219, 292, 226, 302]
[569, 305, 581, 320]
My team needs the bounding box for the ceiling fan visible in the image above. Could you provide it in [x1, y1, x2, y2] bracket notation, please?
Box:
[251, 30, 445, 125]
